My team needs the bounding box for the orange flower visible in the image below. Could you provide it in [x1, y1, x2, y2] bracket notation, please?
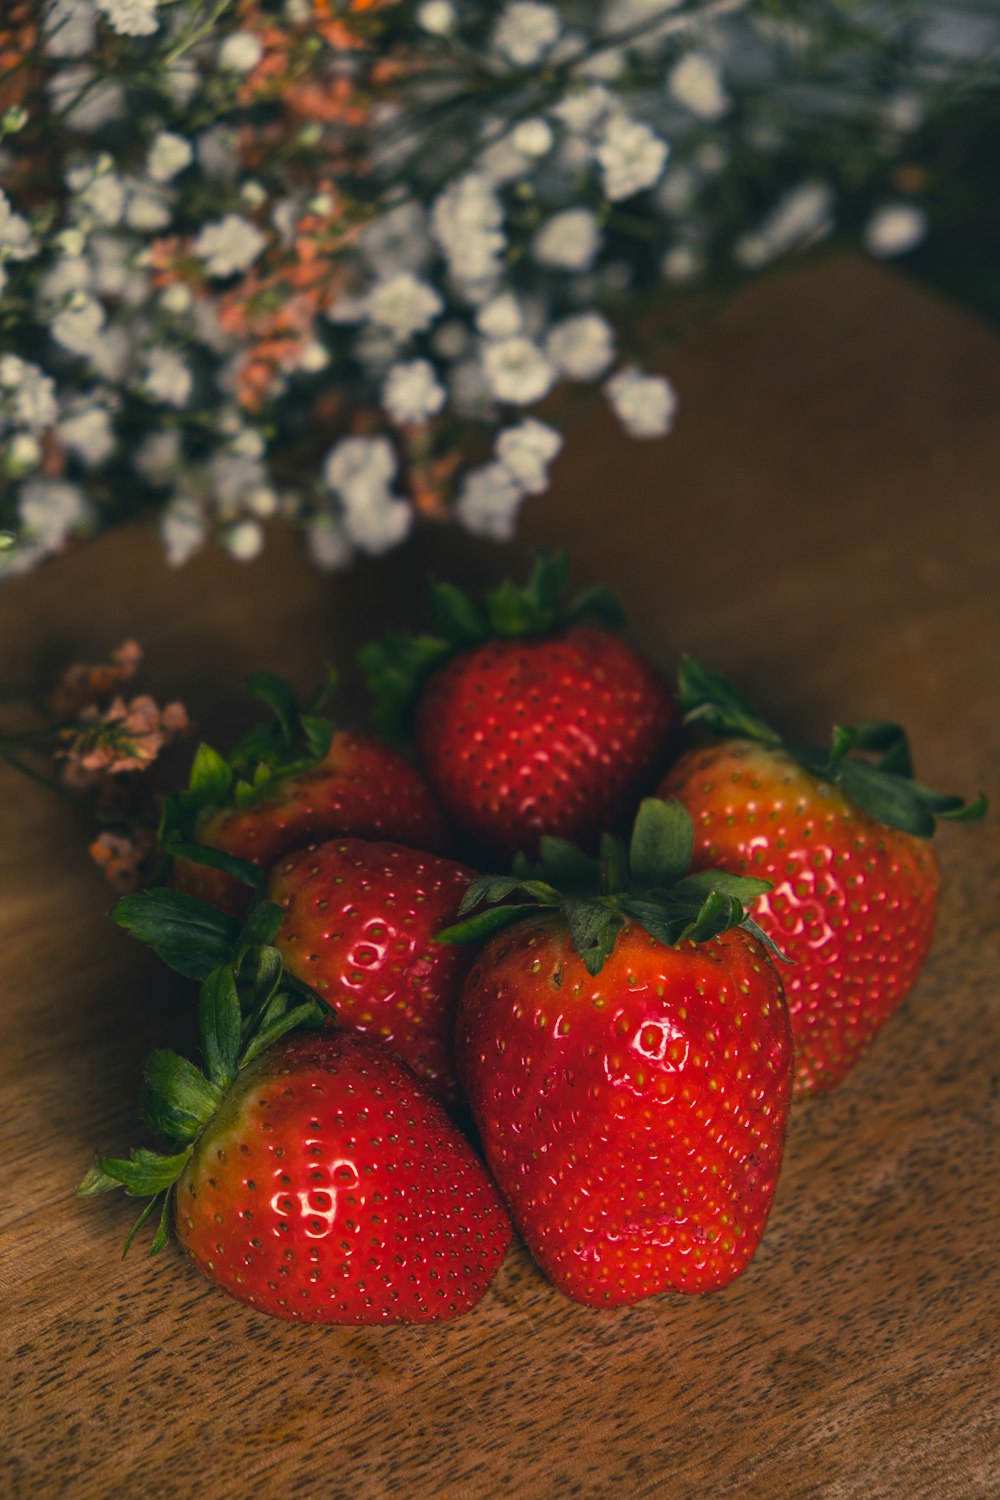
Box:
[50, 640, 143, 717]
[88, 830, 157, 895]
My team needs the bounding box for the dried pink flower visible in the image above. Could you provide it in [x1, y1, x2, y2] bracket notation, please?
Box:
[88, 830, 156, 895]
[60, 692, 192, 776]
[50, 639, 143, 717]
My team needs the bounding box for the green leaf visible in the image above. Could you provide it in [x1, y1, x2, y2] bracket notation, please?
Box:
[427, 579, 487, 647]
[485, 579, 550, 638]
[187, 742, 234, 803]
[838, 761, 936, 838]
[246, 671, 301, 745]
[851, 720, 914, 778]
[677, 657, 783, 746]
[934, 791, 988, 823]
[530, 550, 570, 617]
[679, 890, 744, 945]
[565, 584, 627, 629]
[78, 1161, 125, 1198]
[143, 1051, 222, 1142]
[249, 944, 284, 1009]
[359, 632, 450, 738]
[617, 895, 689, 949]
[435, 903, 540, 946]
[560, 898, 623, 976]
[669, 870, 771, 905]
[458, 874, 532, 916]
[740, 917, 794, 966]
[825, 725, 859, 774]
[300, 714, 334, 763]
[91, 1145, 192, 1197]
[122, 1192, 165, 1258]
[147, 1192, 173, 1256]
[534, 837, 603, 893]
[238, 995, 326, 1068]
[163, 836, 263, 894]
[236, 899, 284, 956]
[629, 798, 694, 889]
[112, 889, 241, 981]
[199, 965, 241, 1090]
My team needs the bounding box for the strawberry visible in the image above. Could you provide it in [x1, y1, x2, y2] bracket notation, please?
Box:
[166, 671, 450, 917]
[267, 837, 475, 1104]
[361, 552, 675, 862]
[660, 659, 987, 1097]
[439, 798, 792, 1308]
[80, 921, 511, 1325]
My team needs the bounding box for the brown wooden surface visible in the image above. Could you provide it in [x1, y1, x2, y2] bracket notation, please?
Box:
[3, 255, 999, 1500]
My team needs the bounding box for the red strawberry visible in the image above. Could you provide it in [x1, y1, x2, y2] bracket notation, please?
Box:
[361, 552, 675, 862]
[167, 673, 450, 917]
[441, 798, 792, 1307]
[661, 659, 987, 1097]
[80, 947, 511, 1325]
[267, 838, 475, 1104]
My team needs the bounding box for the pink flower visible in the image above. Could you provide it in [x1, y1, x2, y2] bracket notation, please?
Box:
[61, 692, 192, 776]
[88, 830, 156, 895]
[50, 639, 143, 716]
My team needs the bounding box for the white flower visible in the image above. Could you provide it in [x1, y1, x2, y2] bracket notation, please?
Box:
[96, 0, 159, 37]
[359, 200, 432, 276]
[432, 174, 505, 293]
[493, 3, 560, 67]
[160, 283, 193, 316]
[18, 479, 90, 550]
[45, 0, 97, 58]
[305, 514, 353, 571]
[51, 295, 105, 356]
[48, 65, 124, 131]
[6, 433, 42, 474]
[90, 327, 133, 382]
[58, 406, 114, 466]
[865, 203, 927, 258]
[476, 293, 523, 339]
[161, 497, 205, 566]
[495, 420, 562, 494]
[511, 118, 554, 157]
[367, 271, 443, 339]
[146, 131, 193, 183]
[382, 360, 447, 425]
[324, 435, 397, 496]
[450, 358, 495, 419]
[738, 182, 832, 267]
[295, 341, 329, 373]
[144, 348, 191, 408]
[596, 115, 669, 201]
[661, 245, 703, 284]
[224, 519, 265, 562]
[76, 170, 125, 226]
[605, 367, 677, 438]
[193, 214, 266, 277]
[551, 84, 613, 135]
[341, 492, 413, 555]
[417, 0, 456, 35]
[218, 30, 264, 72]
[135, 429, 182, 482]
[197, 126, 240, 183]
[128, 189, 173, 234]
[533, 209, 602, 271]
[546, 312, 615, 381]
[667, 53, 730, 121]
[482, 336, 554, 405]
[1, 358, 58, 431]
[456, 463, 526, 540]
[0, 189, 36, 261]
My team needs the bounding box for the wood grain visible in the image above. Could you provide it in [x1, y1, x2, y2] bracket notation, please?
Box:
[2, 255, 998, 1500]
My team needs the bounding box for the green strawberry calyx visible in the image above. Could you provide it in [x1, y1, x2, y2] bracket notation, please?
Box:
[437, 797, 788, 977]
[677, 656, 987, 840]
[78, 892, 325, 1254]
[158, 667, 339, 878]
[359, 550, 626, 738]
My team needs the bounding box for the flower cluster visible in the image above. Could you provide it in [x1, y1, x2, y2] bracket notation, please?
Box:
[0, 0, 993, 574]
[1, 639, 192, 891]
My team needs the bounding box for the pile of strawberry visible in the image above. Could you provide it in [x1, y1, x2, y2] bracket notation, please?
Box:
[81, 554, 985, 1324]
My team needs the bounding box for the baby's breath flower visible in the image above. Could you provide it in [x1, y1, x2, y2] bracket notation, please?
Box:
[456, 462, 526, 539]
[605, 367, 677, 438]
[193, 214, 266, 277]
[367, 272, 443, 339]
[546, 312, 615, 381]
[96, 0, 160, 38]
[533, 209, 602, 271]
[596, 115, 669, 201]
[482, 337, 554, 405]
[667, 53, 730, 121]
[146, 132, 193, 184]
[865, 203, 927, 257]
[382, 360, 447, 425]
[495, 420, 563, 494]
[494, 3, 560, 67]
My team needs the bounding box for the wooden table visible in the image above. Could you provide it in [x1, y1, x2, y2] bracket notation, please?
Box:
[3, 256, 998, 1499]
